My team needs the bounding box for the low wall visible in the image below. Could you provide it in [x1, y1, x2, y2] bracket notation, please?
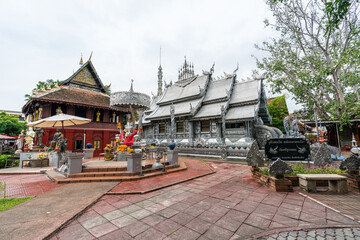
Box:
[172, 146, 264, 159]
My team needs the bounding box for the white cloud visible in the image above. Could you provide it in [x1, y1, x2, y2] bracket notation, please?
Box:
[0, 0, 301, 112]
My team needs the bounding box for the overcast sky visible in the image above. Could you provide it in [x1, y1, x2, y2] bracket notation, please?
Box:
[0, 0, 301, 113]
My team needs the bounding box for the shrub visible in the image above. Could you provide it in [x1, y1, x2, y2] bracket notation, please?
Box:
[0, 154, 19, 169]
[258, 162, 346, 176]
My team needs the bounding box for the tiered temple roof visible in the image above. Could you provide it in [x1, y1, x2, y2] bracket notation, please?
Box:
[145, 62, 271, 124]
[23, 59, 128, 113]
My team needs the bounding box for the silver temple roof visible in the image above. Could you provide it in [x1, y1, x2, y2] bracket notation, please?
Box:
[193, 101, 228, 119]
[230, 80, 259, 105]
[144, 70, 266, 123]
[157, 75, 208, 104]
[147, 98, 202, 120]
[226, 104, 258, 121]
[203, 76, 233, 103]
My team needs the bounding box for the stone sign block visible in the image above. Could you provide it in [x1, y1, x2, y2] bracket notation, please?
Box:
[265, 138, 310, 161]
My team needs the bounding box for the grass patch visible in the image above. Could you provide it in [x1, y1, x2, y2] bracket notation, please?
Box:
[258, 162, 346, 176]
[0, 197, 33, 212]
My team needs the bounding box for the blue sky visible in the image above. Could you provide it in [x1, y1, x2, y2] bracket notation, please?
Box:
[0, 0, 301, 112]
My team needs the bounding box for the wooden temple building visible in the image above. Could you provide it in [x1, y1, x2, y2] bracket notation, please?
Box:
[22, 57, 129, 156]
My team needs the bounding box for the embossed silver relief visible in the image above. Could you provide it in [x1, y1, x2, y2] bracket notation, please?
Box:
[170, 105, 176, 142]
[211, 122, 217, 133]
[195, 121, 200, 134]
[188, 121, 193, 143]
[221, 106, 226, 144]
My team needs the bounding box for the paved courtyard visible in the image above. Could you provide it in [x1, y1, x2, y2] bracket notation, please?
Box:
[51, 161, 360, 240]
[0, 174, 62, 199]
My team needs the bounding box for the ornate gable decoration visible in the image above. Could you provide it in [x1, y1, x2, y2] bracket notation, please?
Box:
[62, 60, 106, 93]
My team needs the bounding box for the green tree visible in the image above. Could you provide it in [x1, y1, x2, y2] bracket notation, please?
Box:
[24, 79, 62, 102]
[273, 0, 359, 34]
[267, 95, 289, 132]
[255, 0, 360, 126]
[0, 112, 27, 136]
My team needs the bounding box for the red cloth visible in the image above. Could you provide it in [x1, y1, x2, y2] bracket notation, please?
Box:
[123, 129, 137, 147]
[119, 130, 124, 142]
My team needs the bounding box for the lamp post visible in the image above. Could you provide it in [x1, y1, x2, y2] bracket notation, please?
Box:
[313, 103, 320, 143]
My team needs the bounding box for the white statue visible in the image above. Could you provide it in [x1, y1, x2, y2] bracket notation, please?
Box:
[38, 107, 43, 119]
[16, 130, 26, 151]
[56, 106, 62, 115]
[25, 127, 36, 150]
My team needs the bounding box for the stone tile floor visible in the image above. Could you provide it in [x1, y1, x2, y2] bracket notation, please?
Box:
[300, 190, 360, 222]
[111, 158, 213, 193]
[54, 162, 359, 240]
[0, 174, 62, 198]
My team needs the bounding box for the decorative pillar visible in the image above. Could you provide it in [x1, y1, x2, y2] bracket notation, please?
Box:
[170, 104, 175, 142]
[188, 121, 193, 145]
[221, 105, 226, 144]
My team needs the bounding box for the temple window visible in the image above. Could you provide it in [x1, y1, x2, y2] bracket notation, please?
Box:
[51, 103, 67, 116]
[109, 135, 116, 147]
[74, 139, 83, 150]
[93, 140, 101, 150]
[176, 122, 184, 132]
[75, 106, 87, 118]
[225, 122, 244, 129]
[159, 124, 166, 134]
[201, 120, 210, 132]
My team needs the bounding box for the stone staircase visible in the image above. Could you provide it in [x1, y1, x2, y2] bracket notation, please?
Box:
[46, 160, 187, 184]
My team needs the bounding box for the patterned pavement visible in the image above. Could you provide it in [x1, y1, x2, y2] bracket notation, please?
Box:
[110, 158, 214, 194]
[53, 162, 360, 240]
[0, 174, 62, 199]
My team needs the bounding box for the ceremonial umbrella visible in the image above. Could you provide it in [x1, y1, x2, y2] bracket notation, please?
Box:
[27, 113, 91, 133]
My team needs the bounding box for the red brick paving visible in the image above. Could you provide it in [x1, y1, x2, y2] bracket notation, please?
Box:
[110, 158, 214, 194]
[0, 174, 62, 199]
[55, 162, 360, 239]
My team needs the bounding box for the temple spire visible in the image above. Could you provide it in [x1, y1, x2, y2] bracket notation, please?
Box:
[178, 56, 195, 81]
[130, 79, 134, 92]
[157, 47, 163, 96]
[79, 53, 83, 66]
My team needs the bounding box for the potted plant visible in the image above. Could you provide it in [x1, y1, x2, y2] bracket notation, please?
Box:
[117, 145, 127, 161]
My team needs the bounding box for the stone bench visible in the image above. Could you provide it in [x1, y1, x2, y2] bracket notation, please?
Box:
[297, 174, 348, 193]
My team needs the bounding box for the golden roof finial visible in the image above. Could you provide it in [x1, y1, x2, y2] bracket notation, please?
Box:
[79, 53, 83, 66]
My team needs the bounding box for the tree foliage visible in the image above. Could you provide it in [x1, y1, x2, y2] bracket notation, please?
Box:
[24, 79, 63, 101]
[0, 111, 27, 136]
[267, 95, 289, 131]
[104, 84, 111, 96]
[255, 0, 360, 125]
[273, 0, 359, 34]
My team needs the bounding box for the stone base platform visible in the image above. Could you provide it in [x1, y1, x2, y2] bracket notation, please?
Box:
[46, 160, 187, 184]
[251, 167, 293, 192]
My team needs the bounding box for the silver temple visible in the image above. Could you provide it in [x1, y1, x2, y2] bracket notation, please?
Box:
[142, 58, 280, 148]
